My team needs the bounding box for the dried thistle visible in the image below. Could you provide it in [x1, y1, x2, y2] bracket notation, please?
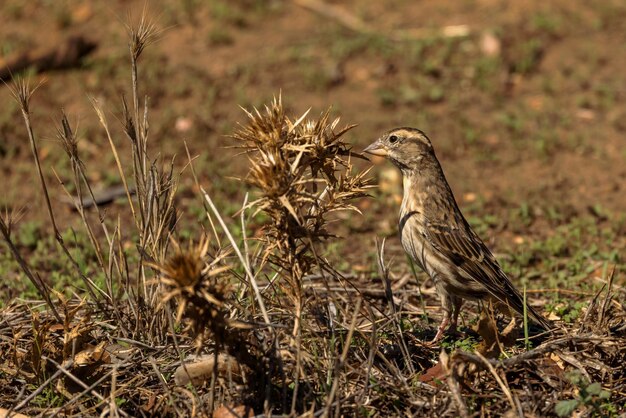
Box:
[234, 96, 372, 243]
[233, 96, 373, 340]
[150, 236, 232, 343]
[153, 237, 272, 410]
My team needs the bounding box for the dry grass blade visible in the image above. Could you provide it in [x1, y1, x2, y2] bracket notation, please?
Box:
[322, 298, 362, 417]
[441, 350, 468, 418]
[202, 188, 271, 326]
[90, 96, 137, 219]
[473, 351, 521, 417]
[0, 216, 61, 322]
[2, 9, 625, 416]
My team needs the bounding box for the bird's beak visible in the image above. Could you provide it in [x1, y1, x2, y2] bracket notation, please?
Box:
[363, 140, 388, 157]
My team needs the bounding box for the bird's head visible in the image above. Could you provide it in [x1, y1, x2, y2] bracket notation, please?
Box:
[364, 127, 435, 171]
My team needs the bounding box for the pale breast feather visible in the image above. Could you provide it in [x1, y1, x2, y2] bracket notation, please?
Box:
[399, 214, 426, 271]
[399, 211, 453, 278]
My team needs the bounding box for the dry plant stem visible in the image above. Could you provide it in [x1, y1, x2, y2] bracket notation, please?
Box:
[9, 82, 104, 307]
[12, 366, 65, 411]
[582, 279, 607, 332]
[473, 351, 521, 417]
[183, 141, 221, 243]
[357, 304, 378, 406]
[58, 113, 111, 270]
[322, 298, 362, 418]
[131, 56, 140, 143]
[16, 85, 59, 240]
[149, 355, 182, 416]
[0, 218, 61, 322]
[125, 13, 163, 250]
[598, 265, 615, 327]
[441, 351, 468, 418]
[208, 347, 219, 412]
[202, 187, 271, 325]
[290, 307, 303, 414]
[51, 167, 117, 307]
[241, 192, 252, 273]
[90, 98, 136, 220]
[377, 238, 414, 374]
[291, 268, 304, 344]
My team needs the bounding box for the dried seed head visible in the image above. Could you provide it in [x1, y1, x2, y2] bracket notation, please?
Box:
[6, 77, 45, 114]
[56, 111, 81, 165]
[232, 96, 374, 317]
[151, 236, 234, 343]
[160, 251, 204, 288]
[233, 96, 372, 239]
[125, 9, 162, 61]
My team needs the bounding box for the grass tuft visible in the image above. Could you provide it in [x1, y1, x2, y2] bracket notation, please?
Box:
[0, 6, 625, 417]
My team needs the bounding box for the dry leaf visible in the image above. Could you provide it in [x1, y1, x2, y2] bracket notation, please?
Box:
[418, 362, 445, 386]
[549, 352, 566, 370]
[0, 408, 30, 418]
[213, 404, 254, 418]
[74, 341, 110, 366]
[474, 310, 502, 358]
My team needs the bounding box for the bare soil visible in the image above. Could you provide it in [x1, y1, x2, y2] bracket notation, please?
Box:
[1, 1, 626, 415]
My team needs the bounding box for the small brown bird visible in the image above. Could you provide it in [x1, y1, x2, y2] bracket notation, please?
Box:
[364, 127, 552, 341]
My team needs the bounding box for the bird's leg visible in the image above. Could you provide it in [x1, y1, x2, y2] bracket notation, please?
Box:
[431, 312, 450, 343]
[430, 291, 453, 343]
[430, 296, 463, 343]
[448, 297, 464, 334]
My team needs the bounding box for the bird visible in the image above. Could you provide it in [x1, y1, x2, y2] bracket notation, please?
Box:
[364, 127, 552, 342]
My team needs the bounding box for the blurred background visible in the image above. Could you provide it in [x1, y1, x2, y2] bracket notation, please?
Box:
[1, 0, 625, 299]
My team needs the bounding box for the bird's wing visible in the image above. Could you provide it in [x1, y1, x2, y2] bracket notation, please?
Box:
[424, 216, 552, 330]
[424, 219, 527, 315]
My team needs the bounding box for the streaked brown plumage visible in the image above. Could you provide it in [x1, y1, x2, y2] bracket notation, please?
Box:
[365, 127, 552, 341]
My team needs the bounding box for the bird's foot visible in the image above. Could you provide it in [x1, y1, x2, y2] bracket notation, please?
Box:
[427, 320, 467, 346]
[426, 318, 458, 346]
[429, 327, 447, 344]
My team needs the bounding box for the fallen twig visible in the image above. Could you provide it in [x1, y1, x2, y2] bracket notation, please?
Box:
[0, 35, 97, 81]
[292, 0, 469, 41]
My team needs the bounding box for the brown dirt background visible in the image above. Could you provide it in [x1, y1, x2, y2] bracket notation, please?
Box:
[1, 0, 625, 285]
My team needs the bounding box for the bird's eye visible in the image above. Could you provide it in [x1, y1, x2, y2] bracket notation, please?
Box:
[389, 135, 399, 143]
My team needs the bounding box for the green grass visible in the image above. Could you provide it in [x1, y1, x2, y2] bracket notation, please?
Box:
[1, 1, 625, 415]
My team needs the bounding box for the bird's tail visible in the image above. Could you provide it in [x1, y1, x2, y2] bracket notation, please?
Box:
[525, 303, 553, 331]
[501, 279, 554, 331]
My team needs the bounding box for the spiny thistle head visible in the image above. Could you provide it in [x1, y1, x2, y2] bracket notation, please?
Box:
[233, 96, 358, 184]
[150, 236, 232, 339]
[153, 237, 210, 288]
[232, 96, 374, 312]
[233, 96, 372, 236]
